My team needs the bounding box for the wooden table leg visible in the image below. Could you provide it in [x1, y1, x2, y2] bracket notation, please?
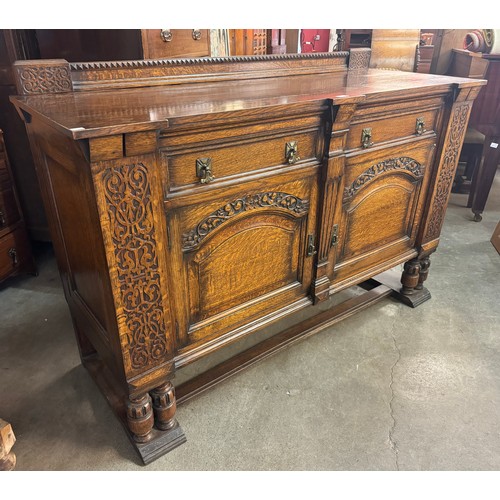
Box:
[0, 419, 16, 471]
[471, 134, 500, 221]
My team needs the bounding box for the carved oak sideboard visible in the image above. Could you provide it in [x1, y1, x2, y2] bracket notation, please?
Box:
[10, 52, 484, 464]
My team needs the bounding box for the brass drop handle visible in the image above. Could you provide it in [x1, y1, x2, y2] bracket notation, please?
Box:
[160, 29, 173, 42]
[361, 128, 373, 148]
[192, 30, 202, 41]
[285, 141, 300, 165]
[306, 234, 317, 257]
[196, 157, 215, 184]
[0, 208, 5, 226]
[331, 224, 339, 247]
[416, 117, 426, 135]
[8, 247, 18, 266]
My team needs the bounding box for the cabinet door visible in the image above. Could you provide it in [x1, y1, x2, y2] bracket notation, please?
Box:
[168, 172, 318, 353]
[332, 138, 436, 285]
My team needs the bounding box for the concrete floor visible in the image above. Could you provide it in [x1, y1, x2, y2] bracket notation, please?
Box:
[1, 172, 499, 471]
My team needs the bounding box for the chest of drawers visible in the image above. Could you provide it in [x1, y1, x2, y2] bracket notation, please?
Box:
[10, 52, 484, 464]
[0, 130, 34, 284]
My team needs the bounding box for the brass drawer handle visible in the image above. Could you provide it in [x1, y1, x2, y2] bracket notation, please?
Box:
[192, 30, 202, 41]
[285, 141, 300, 164]
[160, 29, 173, 42]
[361, 128, 373, 148]
[196, 157, 215, 184]
[8, 247, 18, 266]
[416, 117, 426, 135]
[0, 208, 5, 226]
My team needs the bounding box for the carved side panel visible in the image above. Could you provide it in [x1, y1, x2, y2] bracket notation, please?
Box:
[13, 60, 73, 95]
[424, 102, 470, 241]
[93, 159, 172, 377]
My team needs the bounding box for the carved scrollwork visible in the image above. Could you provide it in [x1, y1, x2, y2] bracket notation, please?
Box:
[102, 162, 168, 371]
[182, 192, 309, 251]
[15, 65, 73, 95]
[343, 156, 424, 200]
[425, 103, 470, 240]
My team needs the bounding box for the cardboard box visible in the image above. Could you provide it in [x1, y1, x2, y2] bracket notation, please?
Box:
[492, 220, 500, 255]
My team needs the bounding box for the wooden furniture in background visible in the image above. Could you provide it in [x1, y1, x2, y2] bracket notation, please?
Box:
[285, 30, 300, 54]
[10, 52, 484, 464]
[34, 29, 143, 61]
[415, 46, 435, 73]
[141, 30, 210, 59]
[229, 29, 292, 56]
[414, 32, 435, 74]
[369, 29, 421, 71]
[490, 221, 500, 253]
[429, 29, 472, 75]
[0, 419, 16, 471]
[267, 29, 286, 54]
[0, 129, 35, 283]
[448, 49, 500, 221]
[0, 30, 49, 241]
[491, 220, 500, 254]
[35, 29, 212, 61]
[453, 127, 486, 199]
[335, 30, 372, 51]
[229, 30, 267, 56]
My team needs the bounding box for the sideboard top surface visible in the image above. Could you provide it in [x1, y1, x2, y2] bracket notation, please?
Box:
[11, 67, 483, 140]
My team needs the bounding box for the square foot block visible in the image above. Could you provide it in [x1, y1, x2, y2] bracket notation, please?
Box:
[391, 286, 431, 308]
[131, 423, 187, 465]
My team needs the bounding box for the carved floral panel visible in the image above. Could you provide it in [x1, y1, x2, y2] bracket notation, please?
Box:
[102, 162, 168, 372]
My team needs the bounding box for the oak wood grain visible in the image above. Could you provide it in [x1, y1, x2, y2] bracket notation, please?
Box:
[9, 53, 485, 463]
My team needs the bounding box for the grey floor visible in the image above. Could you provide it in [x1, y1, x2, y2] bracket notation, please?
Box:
[1, 172, 499, 471]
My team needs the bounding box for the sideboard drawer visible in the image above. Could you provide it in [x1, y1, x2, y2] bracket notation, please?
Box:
[0, 158, 9, 188]
[0, 227, 31, 281]
[0, 188, 20, 229]
[141, 29, 211, 59]
[346, 103, 441, 151]
[161, 116, 323, 194]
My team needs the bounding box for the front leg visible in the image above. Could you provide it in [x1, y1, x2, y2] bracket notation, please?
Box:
[393, 257, 432, 308]
[400, 258, 421, 296]
[125, 383, 186, 465]
[150, 381, 177, 431]
[126, 394, 154, 443]
[415, 256, 431, 291]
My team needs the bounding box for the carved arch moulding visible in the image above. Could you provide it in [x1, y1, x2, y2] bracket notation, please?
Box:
[343, 157, 424, 200]
[182, 192, 310, 251]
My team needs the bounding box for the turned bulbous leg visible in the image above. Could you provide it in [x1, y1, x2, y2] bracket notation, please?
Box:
[125, 385, 186, 464]
[150, 381, 177, 431]
[416, 257, 431, 291]
[401, 258, 421, 296]
[395, 256, 432, 308]
[126, 394, 154, 443]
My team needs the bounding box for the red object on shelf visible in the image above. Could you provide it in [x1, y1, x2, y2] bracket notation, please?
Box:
[300, 29, 330, 53]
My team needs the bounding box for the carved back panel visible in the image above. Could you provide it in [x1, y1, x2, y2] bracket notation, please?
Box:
[13, 52, 349, 94]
